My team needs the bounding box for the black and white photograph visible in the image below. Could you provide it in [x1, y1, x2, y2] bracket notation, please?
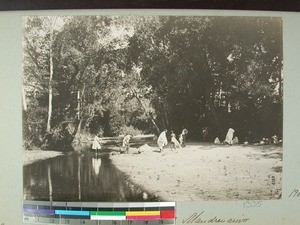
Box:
[22, 15, 283, 202]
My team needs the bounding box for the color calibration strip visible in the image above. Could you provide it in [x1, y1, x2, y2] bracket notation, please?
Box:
[23, 201, 175, 224]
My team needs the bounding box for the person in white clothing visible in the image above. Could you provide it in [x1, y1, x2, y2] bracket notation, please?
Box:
[179, 128, 188, 147]
[170, 131, 182, 150]
[157, 129, 168, 152]
[92, 134, 101, 153]
[122, 134, 133, 154]
[224, 128, 235, 145]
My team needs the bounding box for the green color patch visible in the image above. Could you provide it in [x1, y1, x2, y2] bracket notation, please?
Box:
[90, 211, 126, 216]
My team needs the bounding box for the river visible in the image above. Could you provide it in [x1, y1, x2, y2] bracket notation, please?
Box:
[23, 149, 160, 202]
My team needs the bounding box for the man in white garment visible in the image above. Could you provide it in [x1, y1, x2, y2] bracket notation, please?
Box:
[157, 129, 168, 152]
[224, 128, 235, 145]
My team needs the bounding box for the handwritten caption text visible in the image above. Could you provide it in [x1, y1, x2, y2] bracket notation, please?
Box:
[182, 212, 249, 224]
[289, 188, 300, 198]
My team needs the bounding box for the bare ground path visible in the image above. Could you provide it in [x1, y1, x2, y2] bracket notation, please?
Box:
[111, 143, 282, 201]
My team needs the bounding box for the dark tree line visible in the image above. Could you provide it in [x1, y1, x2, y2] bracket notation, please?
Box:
[22, 16, 283, 150]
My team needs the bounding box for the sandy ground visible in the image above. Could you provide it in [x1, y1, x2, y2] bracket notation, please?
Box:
[23, 150, 63, 166]
[111, 143, 282, 201]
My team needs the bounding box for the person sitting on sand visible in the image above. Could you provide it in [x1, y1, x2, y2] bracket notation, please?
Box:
[224, 128, 235, 145]
[92, 133, 102, 153]
[122, 134, 133, 154]
[157, 129, 168, 152]
[179, 128, 188, 147]
[214, 137, 221, 144]
[170, 131, 182, 150]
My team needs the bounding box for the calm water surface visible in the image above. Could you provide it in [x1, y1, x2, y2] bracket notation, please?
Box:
[23, 150, 160, 202]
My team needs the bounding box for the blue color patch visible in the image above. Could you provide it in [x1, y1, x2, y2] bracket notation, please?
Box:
[55, 210, 90, 216]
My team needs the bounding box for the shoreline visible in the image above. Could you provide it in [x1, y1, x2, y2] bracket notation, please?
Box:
[23, 150, 63, 166]
[22, 142, 283, 201]
[110, 143, 283, 201]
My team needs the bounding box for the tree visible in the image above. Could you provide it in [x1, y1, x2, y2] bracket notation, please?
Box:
[23, 16, 54, 148]
[126, 16, 283, 140]
[22, 15, 283, 150]
[46, 17, 58, 132]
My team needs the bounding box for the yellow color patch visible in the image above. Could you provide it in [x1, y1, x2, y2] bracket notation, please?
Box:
[125, 211, 160, 216]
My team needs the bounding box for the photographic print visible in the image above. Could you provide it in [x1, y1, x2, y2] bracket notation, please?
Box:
[22, 15, 283, 202]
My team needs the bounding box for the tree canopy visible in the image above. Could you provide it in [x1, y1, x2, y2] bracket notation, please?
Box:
[22, 15, 283, 149]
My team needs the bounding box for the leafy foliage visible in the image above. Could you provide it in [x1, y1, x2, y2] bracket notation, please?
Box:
[22, 15, 283, 150]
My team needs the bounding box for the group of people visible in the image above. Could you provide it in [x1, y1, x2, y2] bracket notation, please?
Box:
[92, 128, 188, 153]
[213, 127, 282, 146]
[92, 133, 134, 154]
[157, 128, 188, 152]
[213, 127, 239, 145]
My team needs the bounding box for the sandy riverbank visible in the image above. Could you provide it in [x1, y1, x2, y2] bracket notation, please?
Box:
[23, 150, 63, 166]
[110, 143, 282, 201]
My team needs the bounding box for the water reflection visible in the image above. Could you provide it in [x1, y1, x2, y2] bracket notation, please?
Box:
[78, 156, 81, 201]
[23, 151, 160, 202]
[92, 157, 102, 176]
[47, 164, 53, 201]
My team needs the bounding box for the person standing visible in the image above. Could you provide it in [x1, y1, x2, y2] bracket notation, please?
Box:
[92, 133, 102, 154]
[202, 127, 209, 142]
[170, 131, 182, 150]
[122, 134, 133, 154]
[157, 129, 168, 152]
[179, 128, 188, 147]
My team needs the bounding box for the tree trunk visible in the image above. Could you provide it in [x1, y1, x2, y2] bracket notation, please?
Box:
[46, 41, 53, 132]
[46, 18, 57, 133]
[76, 119, 84, 135]
[73, 85, 86, 142]
[164, 111, 169, 128]
[203, 47, 224, 137]
[205, 88, 223, 136]
[22, 81, 28, 111]
[131, 88, 160, 134]
[77, 90, 81, 120]
[140, 103, 160, 134]
[71, 118, 84, 145]
[150, 117, 161, 135]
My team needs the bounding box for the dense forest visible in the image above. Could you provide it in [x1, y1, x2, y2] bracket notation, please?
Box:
[22, 16, 283, 150]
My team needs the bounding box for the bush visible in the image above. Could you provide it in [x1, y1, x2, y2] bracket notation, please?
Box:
[119, 125, 143, 136]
